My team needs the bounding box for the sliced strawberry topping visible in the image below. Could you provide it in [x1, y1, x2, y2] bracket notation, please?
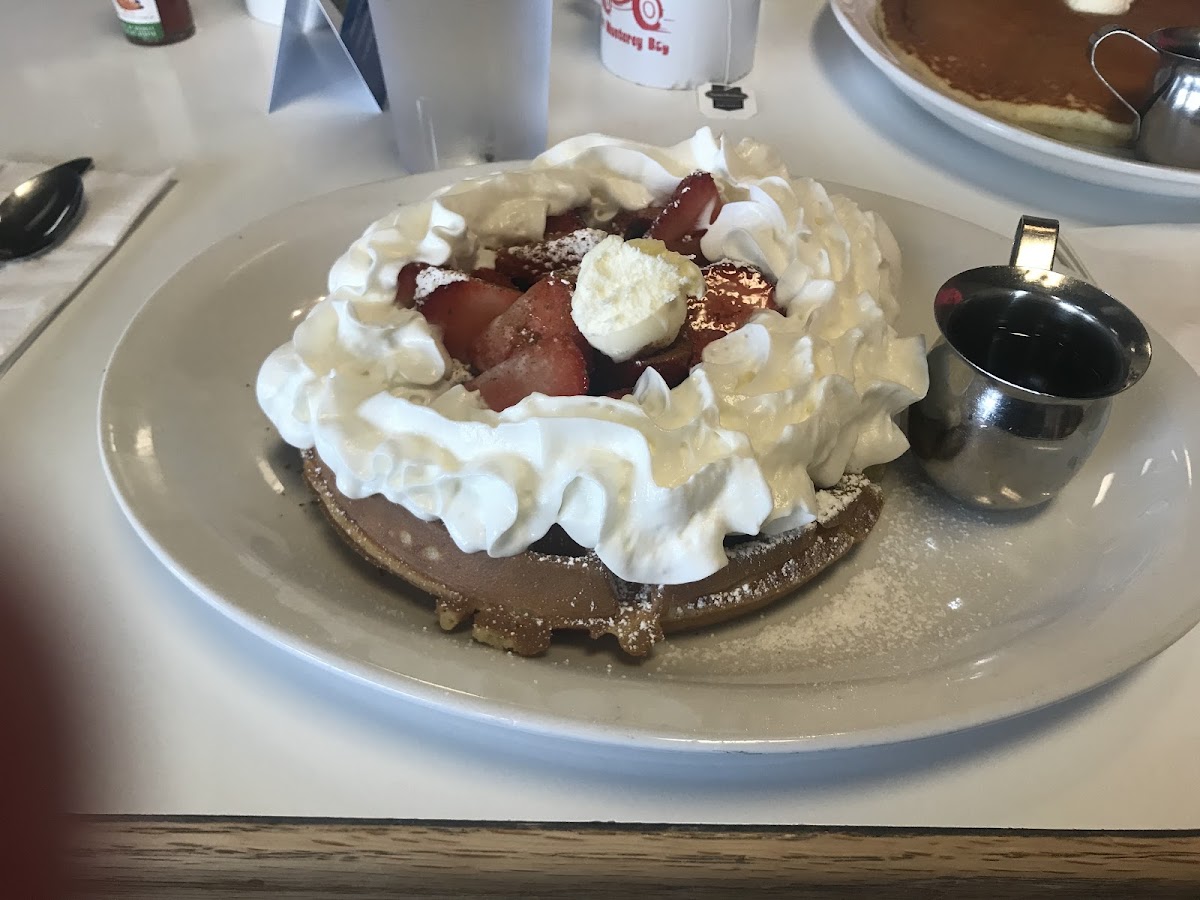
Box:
[607, 206, 664, 239]
[544, 207, 589, 238]
[686, 261, 780, 365]
[594, 335, 694, 396]
[550, 264, 581, 283]
[467, 336, 590, 412]
[494, 228, 607, 290]
[394, 262, 431, 307]
[471, 275, 587, 371]
[659, 229, 710, 266]
[645, 172, 722, 245]
[470, 266, 517, 289]
[418, 277, 522, 363]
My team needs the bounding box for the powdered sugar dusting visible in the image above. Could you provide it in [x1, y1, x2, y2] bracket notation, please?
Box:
[508, 228, 607, 269]
[655, 465, 1015, 679]
[414, 267, 469, 300]
[814, 474, 868, 521]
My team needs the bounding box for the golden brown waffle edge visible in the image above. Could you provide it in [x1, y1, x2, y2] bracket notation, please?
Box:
[301, 449, 884, 657]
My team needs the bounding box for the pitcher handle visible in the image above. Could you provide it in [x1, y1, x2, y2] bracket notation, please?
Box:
[1089, 25, 1157, 140]
[1009, 216, 1059, 271]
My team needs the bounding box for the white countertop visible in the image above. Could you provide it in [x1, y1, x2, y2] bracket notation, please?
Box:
[2, 0, 1198, 827]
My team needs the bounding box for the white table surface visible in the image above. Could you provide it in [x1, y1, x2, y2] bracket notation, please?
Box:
[2, 0, 1199, 827]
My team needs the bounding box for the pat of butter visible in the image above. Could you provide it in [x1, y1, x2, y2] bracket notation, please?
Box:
[1065, 0, 1133, 13]
[570, 235, 703, 363]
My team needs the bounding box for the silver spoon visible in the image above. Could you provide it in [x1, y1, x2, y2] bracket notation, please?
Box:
[0, 157, 93, 262]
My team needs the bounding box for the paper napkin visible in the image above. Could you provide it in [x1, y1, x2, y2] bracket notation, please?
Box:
[0, 161, 172, 373]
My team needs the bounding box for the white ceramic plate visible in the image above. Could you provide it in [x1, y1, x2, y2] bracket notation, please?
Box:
[830, 0, 1200, 198]
[99, 168, 1200, 753]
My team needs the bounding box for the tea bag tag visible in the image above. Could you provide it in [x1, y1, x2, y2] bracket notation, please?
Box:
[697, 82, 758, 119]
[268, 0, 386, 113]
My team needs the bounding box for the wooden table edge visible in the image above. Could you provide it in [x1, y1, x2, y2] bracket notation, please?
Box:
[70, 815, 1200, 898]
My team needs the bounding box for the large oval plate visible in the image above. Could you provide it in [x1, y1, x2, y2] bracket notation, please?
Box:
[99, 167, 1200, 752]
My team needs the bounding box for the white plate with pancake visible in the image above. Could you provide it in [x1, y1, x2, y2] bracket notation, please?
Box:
[99, 167, 1200, 753]
[831, 0, 1200, 199]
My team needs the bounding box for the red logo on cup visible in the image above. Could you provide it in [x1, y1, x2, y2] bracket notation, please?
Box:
[602, 0, 666, 32]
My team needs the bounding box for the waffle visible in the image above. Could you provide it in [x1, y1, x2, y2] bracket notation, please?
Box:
[302, 450, 884, 657]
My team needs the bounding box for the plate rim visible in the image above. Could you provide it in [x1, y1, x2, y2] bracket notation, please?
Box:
[828, 0, 1200, 195]
[97, 167, 1200, 754]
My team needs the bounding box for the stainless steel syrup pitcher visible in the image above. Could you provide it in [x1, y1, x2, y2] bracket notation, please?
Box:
[907, 217, 1152, 511]
[1090, 25, 1200, 169]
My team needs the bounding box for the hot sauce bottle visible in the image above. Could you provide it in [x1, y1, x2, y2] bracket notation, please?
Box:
[112, 0, 195, 46]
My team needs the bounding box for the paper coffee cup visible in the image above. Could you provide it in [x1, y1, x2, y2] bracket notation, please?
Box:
[600, 0, 761, 90]
[245, 0, 322, 30]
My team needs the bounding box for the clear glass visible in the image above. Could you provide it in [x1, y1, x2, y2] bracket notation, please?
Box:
[367, 0, 552, 172]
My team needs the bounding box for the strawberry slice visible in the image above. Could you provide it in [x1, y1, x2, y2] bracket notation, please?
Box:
[686, 262, 780, 364]
[394, 262, 431, 307]
[527, 271, 583, 328]
[544, 207, 589, 238]
[468, 277, 585, 372]
[659, 230, 710, 266]
[471, 275, 587, 372]
[467, 336, 590, 412]
[645, 172, 722, 245]
[470, 266, 517, 289]
[418, 277, 522, 363]
[550, 264, 581, 283]
[594, 335, 694, 396]
[607, 205, 664, 239]
[494, 228, 607, 290]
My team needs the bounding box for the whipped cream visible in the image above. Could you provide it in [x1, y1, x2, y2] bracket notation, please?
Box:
[257, 128, 929, 585]
[1065, 0, 1133, 13]
[571, 236, 699, 362]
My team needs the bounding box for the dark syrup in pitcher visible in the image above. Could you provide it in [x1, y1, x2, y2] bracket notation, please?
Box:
[944, 291, 1127, 399]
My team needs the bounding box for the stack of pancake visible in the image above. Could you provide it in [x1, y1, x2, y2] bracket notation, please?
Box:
[877, 0, 1198, 147]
